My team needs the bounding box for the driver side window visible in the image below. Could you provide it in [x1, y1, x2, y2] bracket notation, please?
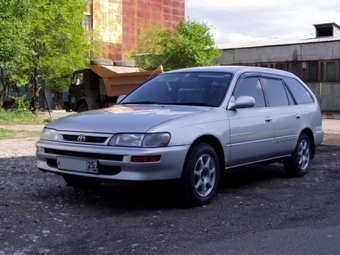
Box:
[233, 77, 266, 107]
[73, 73, 84, 85]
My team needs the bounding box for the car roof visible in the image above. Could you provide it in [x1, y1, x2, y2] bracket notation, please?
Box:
[165, 65, 296, 78]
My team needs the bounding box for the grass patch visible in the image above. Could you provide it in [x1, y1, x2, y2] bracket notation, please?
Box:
[0, 109, 51, 125]
[0, 128, 41, 140]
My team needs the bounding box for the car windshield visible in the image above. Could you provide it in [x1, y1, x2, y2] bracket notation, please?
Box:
[120, 72, 233, 107]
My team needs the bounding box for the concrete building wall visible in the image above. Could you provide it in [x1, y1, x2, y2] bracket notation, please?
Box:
[309, 82, 340, 112]
[93, 0, 185, 61]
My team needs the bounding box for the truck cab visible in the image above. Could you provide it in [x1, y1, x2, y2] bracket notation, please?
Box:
[65, 63, 163, 112]
[67, 69, 102, 112]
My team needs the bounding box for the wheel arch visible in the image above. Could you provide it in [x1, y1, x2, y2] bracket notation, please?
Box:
[300, 128, 315, 159]
[189, 135, 225, 170]
[76, 99, 88, 112]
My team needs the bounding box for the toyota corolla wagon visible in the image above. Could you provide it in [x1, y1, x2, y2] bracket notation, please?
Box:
[36, 66, 324, 206]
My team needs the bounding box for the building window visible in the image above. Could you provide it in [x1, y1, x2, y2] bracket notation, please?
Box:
[82, 13, 91, 31]
[291, 62, 301, 78]
[326, 61, 336, 81]
[275, 63, 284, 70]
[307, 61, 318, 81]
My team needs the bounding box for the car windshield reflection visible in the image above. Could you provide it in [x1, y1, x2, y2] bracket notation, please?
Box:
[120, 72, 233, 107]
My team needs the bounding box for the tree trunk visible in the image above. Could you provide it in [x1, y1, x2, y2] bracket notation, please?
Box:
[0, 78, 11, 109]
[31, 68, 40, 116]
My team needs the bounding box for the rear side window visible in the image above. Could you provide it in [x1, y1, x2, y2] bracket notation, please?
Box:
[233, 77, 265, 107]
[284, 77, 314, 104]
[260, 77, 290, 107]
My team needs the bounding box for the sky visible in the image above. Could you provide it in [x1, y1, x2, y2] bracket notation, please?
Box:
[185, 0, 340, 47]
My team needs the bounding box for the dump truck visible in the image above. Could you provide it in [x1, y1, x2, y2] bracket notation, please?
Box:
[64, 61, 163, 112]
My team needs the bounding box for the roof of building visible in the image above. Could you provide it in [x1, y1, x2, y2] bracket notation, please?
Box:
[217, 35, 340, 50]
[218, 22, 340, 50]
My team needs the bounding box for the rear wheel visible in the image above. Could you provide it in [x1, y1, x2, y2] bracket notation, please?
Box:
[63, 176, 101, 189]
[180, 143, 220, 207]
[77, 103, 88, 113]
[284, 133, 311, 177]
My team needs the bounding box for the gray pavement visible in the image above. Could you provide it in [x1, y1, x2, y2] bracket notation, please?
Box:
[322, 118, 340, 134]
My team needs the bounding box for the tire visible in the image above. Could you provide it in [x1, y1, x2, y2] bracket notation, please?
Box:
[63, 176, 101, 189]
[77, 103, 88, 113]
[180, 143, 220, 207]
[90, 59, 114, 65]
[64, 104, 71, 112]
[284, 133, 311, 177]
[114, 61, 135, 67]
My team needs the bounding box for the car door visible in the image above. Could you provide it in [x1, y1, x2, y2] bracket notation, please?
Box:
[260, 75, 300, 156]
[227, 73, 274, 167]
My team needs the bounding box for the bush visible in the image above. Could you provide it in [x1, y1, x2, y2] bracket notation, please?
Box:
[9, 95, 31, 112]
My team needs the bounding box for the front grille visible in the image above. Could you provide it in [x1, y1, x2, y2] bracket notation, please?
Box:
[44, 148, 124, 161]
[62, 134, 108, 143]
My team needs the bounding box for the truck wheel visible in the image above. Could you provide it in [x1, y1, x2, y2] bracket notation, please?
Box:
[63, 176, 101, 189]
[64, 104, 71, 112]
[77, 104, 88, 113]
[284, 133, 311, 177]
[90, 59, 114, 65]
[180, 143, 220, 207]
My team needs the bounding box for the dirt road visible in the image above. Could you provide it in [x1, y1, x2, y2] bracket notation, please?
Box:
[0, 117, 339, 254]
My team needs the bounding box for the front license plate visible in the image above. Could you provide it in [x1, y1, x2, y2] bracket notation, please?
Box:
[57, 156, 98, 173]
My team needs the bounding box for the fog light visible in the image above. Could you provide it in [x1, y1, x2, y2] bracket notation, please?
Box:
[131, 155, 161, 162]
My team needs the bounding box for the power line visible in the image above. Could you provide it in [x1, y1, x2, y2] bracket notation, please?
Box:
[188, 0, 309, 35]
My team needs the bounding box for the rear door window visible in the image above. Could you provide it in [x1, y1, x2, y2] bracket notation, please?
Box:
[284, 77, 314, 104]
[260, 77, 290, 107]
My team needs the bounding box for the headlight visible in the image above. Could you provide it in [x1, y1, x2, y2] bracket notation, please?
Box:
[40, 128, 59, 141]
[109, 133, 170, 147]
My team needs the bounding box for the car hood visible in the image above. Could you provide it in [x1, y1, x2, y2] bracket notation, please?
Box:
[45, 104, 212, 133]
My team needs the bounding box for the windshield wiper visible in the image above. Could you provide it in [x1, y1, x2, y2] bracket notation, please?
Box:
[122, 101, 160, 104]
[176, 102, 215, 107]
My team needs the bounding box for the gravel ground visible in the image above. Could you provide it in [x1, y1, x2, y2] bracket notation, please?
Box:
[0, 118, 340, 255]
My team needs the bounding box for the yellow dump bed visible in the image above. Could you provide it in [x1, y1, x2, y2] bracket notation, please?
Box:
[89, 65, 163, 97]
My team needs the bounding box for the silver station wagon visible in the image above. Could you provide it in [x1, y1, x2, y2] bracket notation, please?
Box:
[36, 66, 324, 206]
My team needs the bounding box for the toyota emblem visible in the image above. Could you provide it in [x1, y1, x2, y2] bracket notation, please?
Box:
[77, 134, 86, 142]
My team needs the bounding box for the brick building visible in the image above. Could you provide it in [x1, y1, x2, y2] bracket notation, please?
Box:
[86, 0, 185, 60]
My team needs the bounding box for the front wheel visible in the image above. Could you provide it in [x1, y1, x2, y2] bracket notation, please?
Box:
[180, 143, 220, 207]
[77, 104, 88, 113]
[284, 133, 311, 177]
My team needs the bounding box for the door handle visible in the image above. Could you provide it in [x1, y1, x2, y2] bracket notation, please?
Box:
[296, 114, 301, 119]
[264, 117, 272, 122]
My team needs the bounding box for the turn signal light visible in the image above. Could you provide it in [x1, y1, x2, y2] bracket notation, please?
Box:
[131, 155, 161, 162]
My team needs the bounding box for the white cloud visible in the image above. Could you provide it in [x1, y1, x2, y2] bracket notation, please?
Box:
[185, 0, 340, 45]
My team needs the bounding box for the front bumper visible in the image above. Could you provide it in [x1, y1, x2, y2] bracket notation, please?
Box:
[36, 140, 189, 181]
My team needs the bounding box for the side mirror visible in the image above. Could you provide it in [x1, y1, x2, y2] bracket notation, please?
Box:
[117, 95, 126, 104]
[228, 96, 255, 110]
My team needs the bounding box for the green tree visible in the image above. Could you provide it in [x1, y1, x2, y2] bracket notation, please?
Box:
[0, 0, 29, 107]
[0, 0, 103, 112]
[25, 0, 93, 114]
[132, 19, 221, 71]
